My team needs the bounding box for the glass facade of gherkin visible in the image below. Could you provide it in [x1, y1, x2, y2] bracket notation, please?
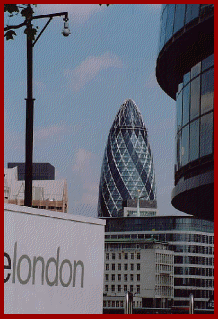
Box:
[98, 99, 156, 218]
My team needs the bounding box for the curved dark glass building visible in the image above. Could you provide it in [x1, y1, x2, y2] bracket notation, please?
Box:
[156, 4, 214, 221]
[98, 99, 156, 218]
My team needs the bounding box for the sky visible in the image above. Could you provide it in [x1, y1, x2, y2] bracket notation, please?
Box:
[4, 4, 188, 218]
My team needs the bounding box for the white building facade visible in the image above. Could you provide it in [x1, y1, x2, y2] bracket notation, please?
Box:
[103, 237, 174, 310]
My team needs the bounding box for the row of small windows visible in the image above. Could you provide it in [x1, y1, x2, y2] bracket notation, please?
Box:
[174, 277, 214, 288]
[105, 233, 214, 244]
[174, 289, 213, 299]
[105, 252, 140, 260]
[105, 285, 140, 294]
[105, 243, 157, 250]
[170, 244, 214, 254]
[156, 253, 173, 264]
[155, 286, 173, 297]
[105, 263, 140, 271]
[103, 300, 142, 309]
[156, 274, 173, 286]
[174, 267, 213, 277]
[159, 4, 214, 51]
[174, 255, 213, 265]
[105, 273, 141, 282]
[105, 218, 214, 232]
[32, 205, 63, 210]
[156, 264, 173, 274]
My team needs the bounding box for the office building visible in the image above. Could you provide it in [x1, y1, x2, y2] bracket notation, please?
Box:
[156, 4, 214, 220]
[103, 236, 174, 310]
[104, 215, 214, 310]
[8, 162, 55, 180]
[98, 99, 156, 218]
[4, 166, 68, 213]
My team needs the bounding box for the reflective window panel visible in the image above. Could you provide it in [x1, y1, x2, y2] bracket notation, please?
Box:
[200, 112, 213, 157]
[190, 76, 200, 121]
[190, 119, 199, 162]
[182, 83, 190, 126]
[201, 68, 214, 115]
[181, 125, 189, 166]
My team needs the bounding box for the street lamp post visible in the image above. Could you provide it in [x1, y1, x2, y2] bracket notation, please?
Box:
[5, 6, 70, 207]
[25, 12, 34, 207]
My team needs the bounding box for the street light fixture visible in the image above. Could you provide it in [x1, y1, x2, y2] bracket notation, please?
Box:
[62, 18, 71, 37]
[5, 5, 70, 207]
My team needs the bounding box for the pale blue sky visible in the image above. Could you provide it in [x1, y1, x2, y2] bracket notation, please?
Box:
[4, 4, 187, 217]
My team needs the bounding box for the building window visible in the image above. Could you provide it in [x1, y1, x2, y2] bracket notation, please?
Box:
[174, 4, 186, 34]
[111, 285, 115, 292]
[105, 274, 109, 281]
[131, 263, 134, 271]
[137, 274, 140, 281]
[118, 263, 121, 270]
[118, 274, 121, 281]
[130, 274, 134, 281]
[137, 263, 140, 270]
[191, 61, 201, 79]
[103, 301, 106, 307]
[202, 54, 214, 72]
[124, 274, 128, 281]
[137, 253, 141, 260]
[200, 112, 213, 157]
[106, 264, 109, 271]
[124, 285, 127, 292]
[181, 124, 189, 166]
[182, 83, 190, 126]
[124, 253, 128, 260]
[118, 285, 121, 292]
[131, 253, 134, 260]
[116, 301, 119, 307]
[108, 301, 110, 307]
[112, 263, 115, 271]
[165, 4, 176, 43]
[130, 285, 133, 292]
[106, 253, 109, 260]
[136, 285, 140, 293]
[201, 68, 214, 114]
[176, 91, 183, 130]
[124, 264, 128, 270]
[111, 274, 115, 281]
[118, 253, 121, 259]
[185, 4, 200, 24]
[112, 301, 115, 307]
[112, 253, 116, 260]
[190, 119, 199, 162]
[190, 76, 200, 121]
[105, 285, 108, 292]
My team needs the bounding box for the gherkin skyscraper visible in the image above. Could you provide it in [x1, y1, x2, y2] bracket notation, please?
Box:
[98, 99, 156, 218]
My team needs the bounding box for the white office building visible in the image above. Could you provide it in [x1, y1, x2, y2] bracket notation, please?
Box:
[103, 236, 174, 310]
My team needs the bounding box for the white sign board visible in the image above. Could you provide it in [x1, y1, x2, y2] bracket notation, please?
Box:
[4, 204, 106, 314]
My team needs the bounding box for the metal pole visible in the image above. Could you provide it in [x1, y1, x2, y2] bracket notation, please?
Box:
[24, 6, 34, 207]
[124, 292, 133, 314]
[189, 294, 194, 314]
